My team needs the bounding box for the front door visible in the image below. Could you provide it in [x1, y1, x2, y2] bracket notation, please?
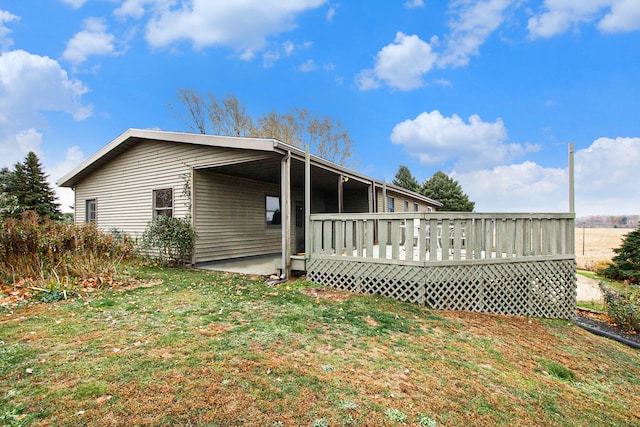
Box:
[295, 202, 305, 254]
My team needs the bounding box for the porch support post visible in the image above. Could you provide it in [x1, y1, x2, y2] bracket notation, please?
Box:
[305, 146, 311, 260]
[190, 166, 196, 266]
[568, 142, 575, 214]
[338, 175, 344, 213]
[281, 152, 291, 278]
[382, 180, 387, 212]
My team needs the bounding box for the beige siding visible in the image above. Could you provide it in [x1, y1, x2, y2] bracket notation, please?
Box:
[375, 188, 436, 213]
[343, 187, 369, 213]
[194, 171, 305, 263]
[74, 139, 272, 238]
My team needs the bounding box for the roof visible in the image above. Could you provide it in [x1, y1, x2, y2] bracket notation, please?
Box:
[57, 128, 442, 207]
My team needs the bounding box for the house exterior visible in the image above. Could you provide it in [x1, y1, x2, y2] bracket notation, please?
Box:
[58, 129, 441, 274]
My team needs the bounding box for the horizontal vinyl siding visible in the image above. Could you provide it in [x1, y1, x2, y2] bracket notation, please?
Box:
[74, 140, 273, 238]
[194, 171, 279, 263]
[375, 189, 437, 213]
[343, 187, 369, 213]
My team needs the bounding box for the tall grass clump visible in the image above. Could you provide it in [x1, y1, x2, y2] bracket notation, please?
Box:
[0, 211, 135, 287]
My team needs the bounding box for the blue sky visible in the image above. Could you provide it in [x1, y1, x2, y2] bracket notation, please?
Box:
[1, 0, 639, 217]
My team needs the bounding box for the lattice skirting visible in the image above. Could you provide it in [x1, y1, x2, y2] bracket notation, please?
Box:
[307, 258, 576, 319]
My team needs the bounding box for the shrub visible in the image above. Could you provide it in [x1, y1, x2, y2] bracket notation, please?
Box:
[600, 282, 640, 333]
[0, 211, 135, 287]
[599, 227, 640, 284]
[140, 215, 197, 265]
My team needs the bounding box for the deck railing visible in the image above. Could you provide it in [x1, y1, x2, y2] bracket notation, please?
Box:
[309, 212, 575, 264]
[307, 212, 576, 318]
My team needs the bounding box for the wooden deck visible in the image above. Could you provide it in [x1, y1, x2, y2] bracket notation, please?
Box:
[306, 212, 576, 319]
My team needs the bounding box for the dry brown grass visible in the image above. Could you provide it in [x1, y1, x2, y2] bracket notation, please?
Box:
[575, 227, 631, 271]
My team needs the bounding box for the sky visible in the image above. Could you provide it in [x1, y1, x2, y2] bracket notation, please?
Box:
[1, 0, 639, 218]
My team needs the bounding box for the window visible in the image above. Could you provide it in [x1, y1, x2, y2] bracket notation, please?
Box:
[414, 202, 419, 212]
[153, 188, 173, 218]
[266, 195, 281, 227]
[85, 199, 96, 223]
[427, 206, 433, 212]
[387, 196, 395, 212]
[404, 200, 409, 212]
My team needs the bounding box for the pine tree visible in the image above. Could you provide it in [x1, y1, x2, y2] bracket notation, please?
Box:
[3, 152, 62, 220]
[601, 227, 640, 284]
[420, 171, 475, 212]
[392, 165, 420, 192]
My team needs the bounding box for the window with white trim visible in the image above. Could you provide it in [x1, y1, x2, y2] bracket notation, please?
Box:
[414, 202, 419, 212]
[266, 195, 281, 227]
[387, 196, 395, 212]
[85, 199, 96, 223]
[153, 188, 173, 218]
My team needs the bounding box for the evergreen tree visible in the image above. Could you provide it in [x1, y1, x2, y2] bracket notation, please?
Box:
[392, 165, 420, 192]
[3, 152, 62, 220]
[0, 167, 17, 217]
[600, 227, 640, 284]
[420, 171, 475, 212]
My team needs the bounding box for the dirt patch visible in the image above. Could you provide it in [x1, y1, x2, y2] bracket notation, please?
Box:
[299, 286, 352, 302]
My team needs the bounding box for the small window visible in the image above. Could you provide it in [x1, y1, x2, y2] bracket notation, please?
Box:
[85, 199, 96, 223]
[427, 206, 433, 212]
[153, 188, 173, 218]
[387, 196, 395, 213]
[414, 202, 419, 212]
[266, 195, 281, 227]
[404, 200, 409, 212]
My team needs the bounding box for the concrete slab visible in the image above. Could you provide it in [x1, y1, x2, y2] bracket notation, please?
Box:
[197, 255, 280, 276]
[576, 273, 604, 302]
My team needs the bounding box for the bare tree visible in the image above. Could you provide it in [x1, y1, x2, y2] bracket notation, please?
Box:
[208, 94, 254, 137]
[171, 89, 354, 165]
[172, 88, 208, 134]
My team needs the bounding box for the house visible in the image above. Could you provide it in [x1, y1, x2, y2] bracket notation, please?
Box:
[58, 129, 442, 275]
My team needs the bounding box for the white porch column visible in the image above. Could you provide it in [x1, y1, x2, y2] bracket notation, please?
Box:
[305, 146, 311, 259]
[281, 152, 292, 278]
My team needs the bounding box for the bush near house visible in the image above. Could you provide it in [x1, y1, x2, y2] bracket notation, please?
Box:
[597, 227, 640, 332]
[140, 215, 197, 266]
[0, 211, 134, 301]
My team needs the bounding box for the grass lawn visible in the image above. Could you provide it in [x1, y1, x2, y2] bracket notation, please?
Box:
[1, 265, 639, 426]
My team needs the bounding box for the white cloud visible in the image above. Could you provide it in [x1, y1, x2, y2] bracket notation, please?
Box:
[453, 162, 568, 212]
[297, 59, 318, 72]
[114, 0, 159, 19]
[356, 32, 437, 91]
[262, 40, 304, 68]
[439, 0, 514, 68]
[0, 49, 92, 169]
[143, 0, 326, 58]
[528, 0, 640, 38]
[327, 6, 336, 21]
[0, 10, 19, 51]
[63, 18, 117, 65]
[450, 137, 640, 216]
[357, 1, 514, 90]
[390, 110, 538, 171]
[404, 0, 424, 9]
[48, 145, 85, 212]
[60, 0, 87, 9]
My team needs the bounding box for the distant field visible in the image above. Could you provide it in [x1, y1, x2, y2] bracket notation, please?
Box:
[575, 227, 631, 270]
